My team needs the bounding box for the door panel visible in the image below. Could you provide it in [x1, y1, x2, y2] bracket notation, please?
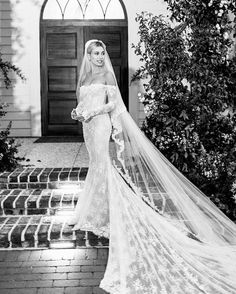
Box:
[48, 67, 77, 91]
[47, 33, 77, 59]
[41, 26, 84, 136]
[49, 100, 75, 124]
[41, 23, 128, 136]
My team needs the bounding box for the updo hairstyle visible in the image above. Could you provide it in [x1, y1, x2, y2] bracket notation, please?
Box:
[86, 40, 106, 54]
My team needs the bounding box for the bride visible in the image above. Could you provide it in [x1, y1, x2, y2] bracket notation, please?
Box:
[70, 39, 236, 294]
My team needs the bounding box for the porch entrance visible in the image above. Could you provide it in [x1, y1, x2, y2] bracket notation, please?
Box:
[40, 0, 128, 136]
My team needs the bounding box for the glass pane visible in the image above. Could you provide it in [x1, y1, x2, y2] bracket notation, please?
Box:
[64, 0, 83, 19]
[43, 0, 62, 19]
[85, 0, 104, 19]
[79, 0, 91, 16]
[57, 0, 71, 15]
[43, 0, 125, 20]
[97, 0, 111, 15]
[105, 0, 124, 19]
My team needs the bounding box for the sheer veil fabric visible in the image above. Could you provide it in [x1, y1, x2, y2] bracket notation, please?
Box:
[71, 39, 236, 293]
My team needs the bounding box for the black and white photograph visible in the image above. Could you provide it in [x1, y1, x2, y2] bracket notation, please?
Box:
[0, 0, 236, 293]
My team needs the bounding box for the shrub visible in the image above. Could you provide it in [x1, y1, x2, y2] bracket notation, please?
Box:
[0, 51, 25, 172]
[133, 0, 236, 220]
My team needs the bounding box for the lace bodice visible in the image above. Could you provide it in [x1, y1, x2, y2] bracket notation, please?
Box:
[79, 83, 116, 111]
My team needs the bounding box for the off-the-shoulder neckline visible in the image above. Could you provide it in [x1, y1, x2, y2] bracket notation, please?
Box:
[80, 83, 116, 88]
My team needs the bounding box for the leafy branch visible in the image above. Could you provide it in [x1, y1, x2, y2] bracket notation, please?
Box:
[0, 52, 26, 88]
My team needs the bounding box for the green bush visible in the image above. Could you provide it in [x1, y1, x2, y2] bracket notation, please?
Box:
[0, 51, 25, 172]
[0, 122, 21, 172]
[133, 0, 236, 220]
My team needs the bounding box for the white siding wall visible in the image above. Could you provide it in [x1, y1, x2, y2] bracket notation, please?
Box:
[0, 0, 32, 136]
[0, 0, 168, 136]
[124, 0, 168, 126]
[0, 1, 31, 136]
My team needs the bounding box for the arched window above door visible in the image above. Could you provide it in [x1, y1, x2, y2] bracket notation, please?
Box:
[42, 0, 126, 20]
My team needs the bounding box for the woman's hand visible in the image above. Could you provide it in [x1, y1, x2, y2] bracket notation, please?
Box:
[83, 110, 95, 123]
[71, 109, 78, 120]
[71, 106, 95, 123]
[71, 109, 85, 121]
[77, 115, 85, 122]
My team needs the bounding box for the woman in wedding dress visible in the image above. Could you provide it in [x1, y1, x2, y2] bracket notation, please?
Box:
[70, 39, 236, 294]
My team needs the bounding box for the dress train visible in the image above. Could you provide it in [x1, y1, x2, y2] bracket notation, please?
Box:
[70, 84, 236, 294]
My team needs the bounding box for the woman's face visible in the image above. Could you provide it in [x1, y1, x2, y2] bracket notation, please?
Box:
[89, 46, 105, 67]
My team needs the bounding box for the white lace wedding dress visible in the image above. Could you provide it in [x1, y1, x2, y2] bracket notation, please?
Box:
[71, 83, 236, 294]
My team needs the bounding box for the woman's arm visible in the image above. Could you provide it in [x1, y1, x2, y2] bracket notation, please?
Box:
[71, 86, 85, 121]
[84, 72, 117, 121]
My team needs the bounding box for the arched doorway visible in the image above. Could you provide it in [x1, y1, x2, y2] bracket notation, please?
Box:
[40, 0, 128, 136]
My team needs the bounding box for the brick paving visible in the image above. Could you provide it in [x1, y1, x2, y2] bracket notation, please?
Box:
[0, 166, 109, 293]
[0, 248, 108, 294]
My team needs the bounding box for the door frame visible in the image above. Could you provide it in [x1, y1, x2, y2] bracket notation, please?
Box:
[40, 0, 128, 136]
[40, 1, 128, 137]
[40, 20, 128, 136]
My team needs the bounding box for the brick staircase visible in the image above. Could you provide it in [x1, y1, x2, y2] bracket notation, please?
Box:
[0, 167, 109, 250]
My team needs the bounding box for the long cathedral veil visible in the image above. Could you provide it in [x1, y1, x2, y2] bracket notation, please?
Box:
[77, 39, 236, 248]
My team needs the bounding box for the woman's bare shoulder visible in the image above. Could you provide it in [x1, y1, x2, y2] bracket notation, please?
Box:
[104, 71, 116, 86]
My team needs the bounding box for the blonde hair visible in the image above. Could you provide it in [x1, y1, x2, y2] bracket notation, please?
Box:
[86, 41, 105, 54]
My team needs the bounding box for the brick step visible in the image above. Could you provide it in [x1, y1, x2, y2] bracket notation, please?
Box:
[0, 215, 109, 249]
[0, 188, 82, 216]
[0, 167, 110, 251]
[0, 167, 88, 189]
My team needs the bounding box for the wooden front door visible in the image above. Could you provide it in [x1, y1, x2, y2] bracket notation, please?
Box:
[40, 22, 128, 136]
